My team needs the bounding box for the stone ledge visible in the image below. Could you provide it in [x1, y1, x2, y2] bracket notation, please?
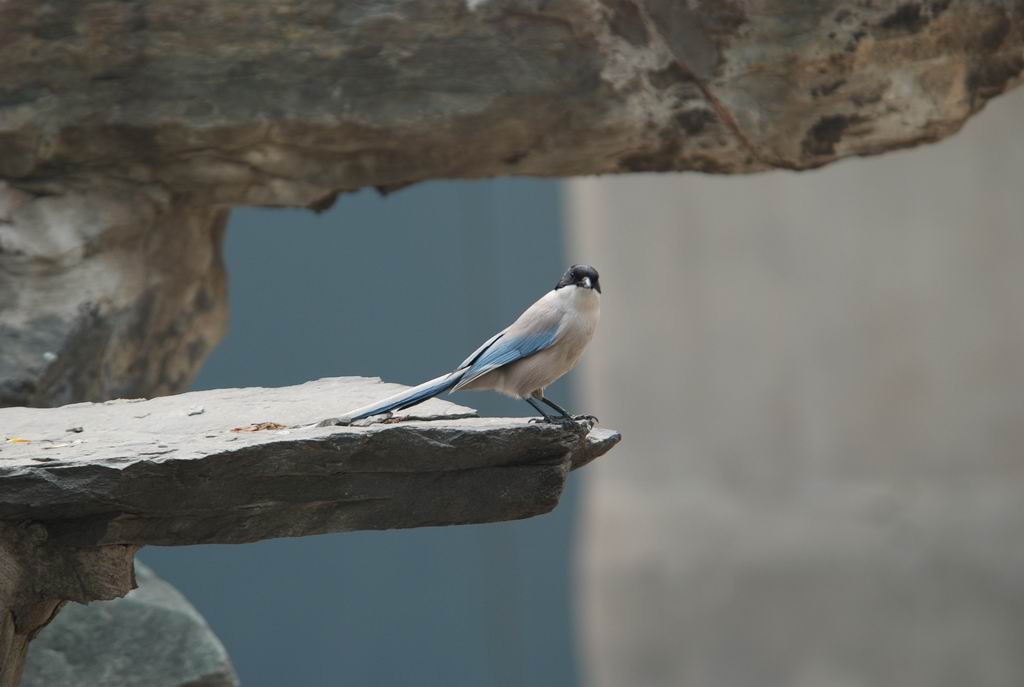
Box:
[0, 376, 620, 547]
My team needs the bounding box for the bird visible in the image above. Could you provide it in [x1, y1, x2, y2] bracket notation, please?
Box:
[332, 264, 601, 425]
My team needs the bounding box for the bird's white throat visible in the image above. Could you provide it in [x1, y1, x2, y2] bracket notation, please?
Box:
[567, 284, 601, 315]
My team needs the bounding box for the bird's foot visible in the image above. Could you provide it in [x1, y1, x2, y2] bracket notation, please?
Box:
[529, 415, 595, 427]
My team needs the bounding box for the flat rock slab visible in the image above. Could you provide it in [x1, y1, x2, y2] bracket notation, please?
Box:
[0, 377, 619, 547]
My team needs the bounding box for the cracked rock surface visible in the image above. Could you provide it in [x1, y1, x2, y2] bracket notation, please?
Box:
[1, 0, 1021, 206]
[0, 376, 620, 547]
[23, 561, 239, 687]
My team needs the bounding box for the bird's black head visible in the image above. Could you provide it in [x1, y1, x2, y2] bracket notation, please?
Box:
[556, 264, 601, 293]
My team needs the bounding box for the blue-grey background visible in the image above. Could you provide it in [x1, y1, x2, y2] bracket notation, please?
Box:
[143, 179, 580, 687]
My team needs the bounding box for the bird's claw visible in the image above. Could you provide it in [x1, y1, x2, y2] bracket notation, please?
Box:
[529, 415, 598, 426]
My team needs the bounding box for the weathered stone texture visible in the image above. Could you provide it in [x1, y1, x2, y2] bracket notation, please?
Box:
[0, 521, 137, 687]
[0, 0, 1021, 208]
[23, 562, 239, 687]
[0, 181, 227, 408]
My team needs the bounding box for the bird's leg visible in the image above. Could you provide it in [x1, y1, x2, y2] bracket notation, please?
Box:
[538, 396, 572, 419]
[539, 395, 598, 424]
[526, 397, 561, 424]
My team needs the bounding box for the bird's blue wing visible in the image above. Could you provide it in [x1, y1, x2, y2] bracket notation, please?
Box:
[457, 328, 508, 370]
[452, 323, 560, 391]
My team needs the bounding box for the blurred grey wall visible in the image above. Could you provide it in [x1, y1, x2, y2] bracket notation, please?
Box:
[570, 87, 1024, 687]
[143, 179, 582, 687]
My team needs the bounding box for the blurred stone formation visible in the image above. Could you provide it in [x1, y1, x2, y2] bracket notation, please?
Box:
[24, 562, 238, 687]
[570, 88, 1024, 687]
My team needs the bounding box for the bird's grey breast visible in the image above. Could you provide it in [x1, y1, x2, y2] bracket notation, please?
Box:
[553, 285, 600, 360]
[498, 286, 600, 396]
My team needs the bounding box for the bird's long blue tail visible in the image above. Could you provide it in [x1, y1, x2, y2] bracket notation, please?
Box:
[341, 372, 463, 422]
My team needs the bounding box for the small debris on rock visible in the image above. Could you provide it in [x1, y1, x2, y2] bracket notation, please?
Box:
[186, 405, 205, 416]
[42, 439, 84, 450]
[66, 426, 84, 433]
[231, 422, 288, 432]
[316, 416, 351, 427]
[42, 351, 58, 362]
[5, 436, 31, 444]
